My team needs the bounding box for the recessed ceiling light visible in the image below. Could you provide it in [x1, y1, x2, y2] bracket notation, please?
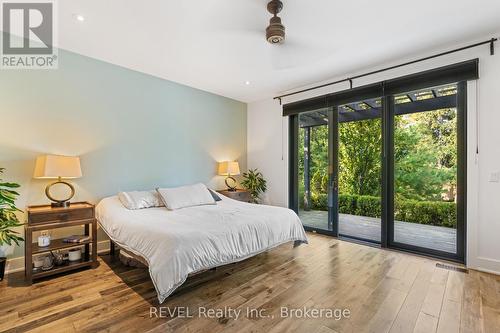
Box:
[75, 14, 85, 22]
[245, 81, 251, 85]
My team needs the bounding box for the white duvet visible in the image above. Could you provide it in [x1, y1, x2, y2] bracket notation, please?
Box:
[96, 194, 308, 303]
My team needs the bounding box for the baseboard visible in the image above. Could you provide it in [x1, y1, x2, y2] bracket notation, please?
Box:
[4, 240, 111, 275]
[469, 256, 500, 275]
[4, 256, 25, 275]
[7, 240, 499, 276]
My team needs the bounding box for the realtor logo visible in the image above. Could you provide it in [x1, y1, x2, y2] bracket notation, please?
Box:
[1, 0, 58, 69]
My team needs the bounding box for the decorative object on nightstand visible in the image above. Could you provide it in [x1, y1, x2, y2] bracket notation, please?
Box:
[41, 255, 54, 271]
[52, 251, 64, 266]
[241, 169, 267, 203]
[217, 189, 252, 203]
[0, 168, 24, 281]
[25, 202, 97, 283]
[218, 161, 240, 191]
[68, 248, 82, 261]
[33, 256, 44, 271]
[37, 231, 51, 247]
[33, 155, 82, 208]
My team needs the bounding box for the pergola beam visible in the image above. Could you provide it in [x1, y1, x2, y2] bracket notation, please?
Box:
[395, 94, 456, 116]
[299, 94, 457, 127]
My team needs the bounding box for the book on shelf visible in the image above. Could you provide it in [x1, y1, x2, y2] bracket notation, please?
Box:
[62, 235, 91, 243]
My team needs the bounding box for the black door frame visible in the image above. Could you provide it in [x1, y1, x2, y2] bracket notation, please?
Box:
[386, 81, 467, 263]
[286, 61, 476, 263]
[335, 102, 384, 245]
[381, 94, 393, 248]
[289, 114, 337, 237]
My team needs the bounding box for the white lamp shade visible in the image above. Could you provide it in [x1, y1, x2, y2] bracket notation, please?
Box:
[33, 155, 82, 179]
[218, 161, 240, 176]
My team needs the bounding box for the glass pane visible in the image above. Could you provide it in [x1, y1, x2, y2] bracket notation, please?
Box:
[297, 108, 331, 231]
[338, 98, 382, 242]
[394, 83, 458, 253]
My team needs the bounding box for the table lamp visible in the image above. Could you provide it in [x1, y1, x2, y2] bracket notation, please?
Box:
[33, 155, 82, 207]
[218, 161, 240, 191]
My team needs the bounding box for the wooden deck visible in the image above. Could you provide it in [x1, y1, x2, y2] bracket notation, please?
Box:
[1, 233, 498, 333]
[300, 210, 457, 253]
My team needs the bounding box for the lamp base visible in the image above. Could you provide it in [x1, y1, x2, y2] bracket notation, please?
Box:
[50, 201, 71, 208]
[45, 179, 75, 209]
[225, 176, 237, 192]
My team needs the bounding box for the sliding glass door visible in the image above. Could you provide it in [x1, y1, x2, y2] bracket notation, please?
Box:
[296, 108, 334, 233]
[388, 82, 466, 259]
[288, 63, 469, 262]
[292, 99, 384, 243]
[336, 98, 382, 242]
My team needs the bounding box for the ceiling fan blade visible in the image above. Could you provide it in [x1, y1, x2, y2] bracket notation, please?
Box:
[204, 0, 266, 34]
[269, 38, 333, 70]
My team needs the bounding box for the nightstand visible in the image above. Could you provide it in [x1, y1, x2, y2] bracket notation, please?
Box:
[217, 189, 252, 203]
[25, 202, 97, 282]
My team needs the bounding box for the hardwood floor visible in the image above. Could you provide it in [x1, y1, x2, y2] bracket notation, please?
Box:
[0, 233, 498, 333]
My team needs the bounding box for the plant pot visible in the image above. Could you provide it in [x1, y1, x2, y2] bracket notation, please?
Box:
[0, 244, 14, 258]
[0, 257, 6, 281]
[0, 245, 14, 281]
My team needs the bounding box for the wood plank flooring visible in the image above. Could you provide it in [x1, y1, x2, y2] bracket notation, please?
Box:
[0, 233, 498, 333]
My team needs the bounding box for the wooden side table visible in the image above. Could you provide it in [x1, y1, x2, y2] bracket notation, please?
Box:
[217, 189, 252, 203]
[25, 202, 97, 282]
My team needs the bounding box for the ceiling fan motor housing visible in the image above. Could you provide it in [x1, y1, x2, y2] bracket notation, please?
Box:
[266, 0, 285, 44]
[267, 0, 283, 14]
[266, 16, 285, 44]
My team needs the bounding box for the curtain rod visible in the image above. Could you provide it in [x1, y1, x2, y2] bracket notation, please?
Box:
[273, 37, 497, 104]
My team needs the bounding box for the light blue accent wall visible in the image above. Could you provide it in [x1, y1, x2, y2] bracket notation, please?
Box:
[0, 46, 247, 259]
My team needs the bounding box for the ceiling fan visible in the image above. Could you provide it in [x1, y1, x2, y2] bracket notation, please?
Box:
[208, 0, 331, 70]
[266, 0, 285, 44]
[263, 0, 330, 69]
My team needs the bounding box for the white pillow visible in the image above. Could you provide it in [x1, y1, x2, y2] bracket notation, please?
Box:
[118, 190, 164, 210]
[156, 183, 216, 210]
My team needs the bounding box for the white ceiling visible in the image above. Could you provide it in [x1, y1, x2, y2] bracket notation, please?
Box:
[57, 0, 500, 102]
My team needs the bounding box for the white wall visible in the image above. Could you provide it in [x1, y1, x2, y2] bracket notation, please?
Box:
[248, 33, 500, 274]
[1, 46, 247, 268]
[247, 98, 288, 207]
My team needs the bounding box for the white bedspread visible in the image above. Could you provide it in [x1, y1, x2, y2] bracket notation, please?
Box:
[96, 194, 308, 303]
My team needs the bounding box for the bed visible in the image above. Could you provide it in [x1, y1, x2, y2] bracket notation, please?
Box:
[95, 193, 308, 303]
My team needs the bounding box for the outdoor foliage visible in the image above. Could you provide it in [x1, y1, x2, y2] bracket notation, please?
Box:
[339, 119, 382, 196]
[395, 199, 456, 228]
[394, 109, 457, 201]
[298, 106, 458, 228]
[309, 194, 456, 228]
[0, 168, 24, 247]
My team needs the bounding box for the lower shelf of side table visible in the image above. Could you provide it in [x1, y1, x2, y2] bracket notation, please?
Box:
[32, 259, 94, 280]
[32, 238, 92, 255]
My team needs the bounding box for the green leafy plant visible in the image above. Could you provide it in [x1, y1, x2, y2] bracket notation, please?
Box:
[241, 169, 267, 203]
[0, 168, 24, 247]
[310, 193, 456, 228]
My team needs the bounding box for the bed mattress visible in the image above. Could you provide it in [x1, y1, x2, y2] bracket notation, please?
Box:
[96, 194, 308, 303]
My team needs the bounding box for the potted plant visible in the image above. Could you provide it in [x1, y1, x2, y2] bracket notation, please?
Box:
[241, 169, 267, 204]
[0, 168, 24, 281]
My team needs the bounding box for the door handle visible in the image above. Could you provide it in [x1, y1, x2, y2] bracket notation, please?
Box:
[328, 184, 333, 207]
[332, 176, 338, 191]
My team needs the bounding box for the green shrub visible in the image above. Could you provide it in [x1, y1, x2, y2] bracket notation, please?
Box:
[304, 191, 456, 228]
[338, 194, 357, 214]
[395, 199, 456, 228]
[356, 195, 382, 218]
[311, 170, 328, 194]
[311, 192, 328, 211]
